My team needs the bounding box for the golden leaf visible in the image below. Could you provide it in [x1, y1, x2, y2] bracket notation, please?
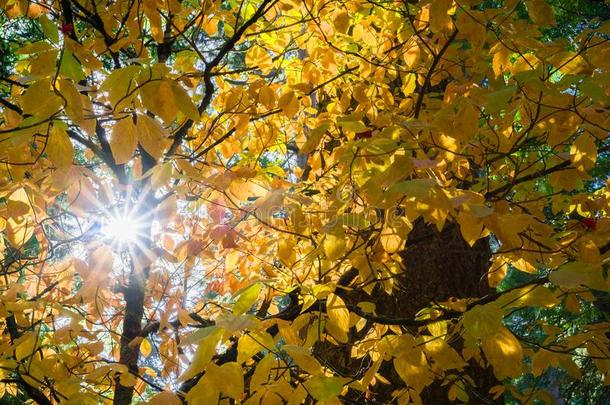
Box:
[393, 351, 433, 393]
[137, 114, 168, 160]
[233, 283, 262, 315]
[570, 134, 597, 173]
[326, 293, 350, 343]
[481, 327, 523, 379]
[333, 11, 350, 34]
[46, 125, 73, 168]
[148, 392, 181, 405]
[277, 90, 299, 118]
[110, 116, 138, 164]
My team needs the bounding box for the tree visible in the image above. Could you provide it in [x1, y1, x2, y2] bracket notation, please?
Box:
[0, 0, 609, 403]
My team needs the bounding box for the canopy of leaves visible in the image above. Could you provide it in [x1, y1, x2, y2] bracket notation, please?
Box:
[0, 0, 609, 404]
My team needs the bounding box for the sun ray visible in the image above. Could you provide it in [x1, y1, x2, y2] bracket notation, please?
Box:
[101, 208, 144, 246]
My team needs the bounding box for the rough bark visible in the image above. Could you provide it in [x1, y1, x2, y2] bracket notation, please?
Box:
[314, 218, 498, 404]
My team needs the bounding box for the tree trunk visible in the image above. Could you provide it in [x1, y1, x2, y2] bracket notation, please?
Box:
[314, 218, 498, 404]
[113, 153, 157, 405]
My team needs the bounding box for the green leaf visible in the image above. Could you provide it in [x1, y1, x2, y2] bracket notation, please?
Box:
[39, 15, 59, 43]
[59, 50, 85, 82]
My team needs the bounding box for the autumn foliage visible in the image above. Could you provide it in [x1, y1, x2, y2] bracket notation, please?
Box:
[0, 0, 609, 404]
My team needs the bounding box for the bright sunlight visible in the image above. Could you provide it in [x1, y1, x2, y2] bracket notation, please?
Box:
[101, 213, 142, 245]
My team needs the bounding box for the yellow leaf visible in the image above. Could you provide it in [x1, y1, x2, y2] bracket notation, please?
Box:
[463, 303, 503, 339]
[489, 385, 505, 400]
[277, 90, 299, 118]
[140, 338, 152, 358]
[403, 41, 420, 68]
[424, 338, 467, 371]
[525, 0, 556, 26]
[29, 49, 59, 79]
[496, 285, 560, 309]
[99, 65, 141, 108]
[481, 327, 523, 379]
[326, 293, 350, 343]
[492, 47, 511, 78]
[427, 320, 447, 337]
[150, 162, 173, 189]
[402, 73, 417, 96]
[58, 79, 83, 123]
[258, 85, 277, 109]
[46, 124, 73, 168]
[203, 17, 218, 36]
[178, 327, 223, 382]
[323, 234, 345, 261]
[253, 189, 284, 219]
[15, 334, 37, 361]
[206, 362, 244, 400]
[110, 116, 138, 164]
[186, 374, 218, 405]
[233, 283, 262, 315]
[283, 345, 323, 375]
[570, 134, 597, 173]
[278, 239, 296, 265]
[250, 354, 273, 391]
[387, 178, 435, 198]
[148, 391, 181, 405]
[140, 80, 178, 123]
[137, 114, 168, 159]
[429, 0, 452, 33]
[119, 372, 137, 387]
[170, 81, 199, 121]
[380, 225, 405, 253]
[487, 257, 508, 288]
[237, 330, 275, 363]
[355, 357, 382, 391]
[303, 375, 349, 401]
[333, 11, 350, 34]
[352, 83, 368, 105]
[246, 46, 274, 73]
[143, 0, 164, 42]
[553, 52, 588, 75]
[531, 349, 559, 377]
[457, 211, 485, 247]
[393, 351, 433, 393]
[5, 195, 30, 222]
[549, 261, 608, 291]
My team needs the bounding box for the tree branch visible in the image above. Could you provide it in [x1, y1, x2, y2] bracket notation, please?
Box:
[165, 0, 278, 158]
[412, 29, 458, 119]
